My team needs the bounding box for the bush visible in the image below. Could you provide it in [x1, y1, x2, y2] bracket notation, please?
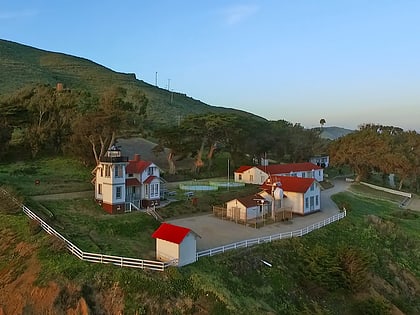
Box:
[28, 219, 42, 235]
[0, 186, 22, 214]
[353, 297, 391, 315]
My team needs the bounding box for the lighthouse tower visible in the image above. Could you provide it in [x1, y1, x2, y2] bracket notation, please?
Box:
[95, 146, 129, 214]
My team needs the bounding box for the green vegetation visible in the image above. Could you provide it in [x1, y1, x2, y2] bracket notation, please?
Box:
[0, 38, 261, 134]
[2, 187, 419, 314]
[0, 157, 91, 196]
[1, 38, 420, 314]
[330, 124, 420, 192]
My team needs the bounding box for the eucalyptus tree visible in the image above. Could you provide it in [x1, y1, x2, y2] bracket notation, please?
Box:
[67, 86, 137, 165]
[0, 84, 81, 157]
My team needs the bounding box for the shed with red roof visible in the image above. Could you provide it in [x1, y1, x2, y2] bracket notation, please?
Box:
[152, 223, 199, 266]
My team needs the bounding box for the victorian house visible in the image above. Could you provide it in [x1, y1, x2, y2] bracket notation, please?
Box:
[94, 147, 161, 214]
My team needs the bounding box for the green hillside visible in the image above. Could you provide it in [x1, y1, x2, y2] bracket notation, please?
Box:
[0, 39, 264, 128]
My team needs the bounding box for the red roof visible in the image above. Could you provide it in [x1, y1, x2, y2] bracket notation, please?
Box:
[235, 162, 321, 175]
[126, 159, 152, 174]
[258, 162, 322, 175]
[126, 178, 141, 186]
[234, 165, 253, 173]
[144, 175, 156, 184]
[261, 176, 315, 193]
[151, 223, 192, 244]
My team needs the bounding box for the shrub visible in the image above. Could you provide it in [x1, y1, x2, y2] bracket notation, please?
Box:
[353, 297, 391, 315]
[28, 219, 42, 235]
[0, 186, 22, 214]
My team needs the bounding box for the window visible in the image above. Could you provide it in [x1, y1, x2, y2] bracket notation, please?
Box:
[238, 174, 242, 180]
[316, 195, 319, 206]
[105, 165, 111, 177]
[145, 184, 148, 197]
[116, 186, 122, 199]
[98, 184, 102, 194]
[100, 167, 103, 177]
[114, 165, 120, 177]
[250, 175, 254, 182]
[148, 167, 155, 175]
[310, 183, 314, 191]
[305, 197, 309, 209]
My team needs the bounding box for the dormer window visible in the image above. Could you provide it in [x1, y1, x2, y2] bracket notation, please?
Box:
[147, 167, 155, 176]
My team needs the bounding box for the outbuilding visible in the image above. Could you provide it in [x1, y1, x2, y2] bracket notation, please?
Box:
[151, 223, 199, 266]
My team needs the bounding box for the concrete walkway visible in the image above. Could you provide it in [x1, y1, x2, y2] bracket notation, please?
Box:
[168, 179, 351, 251]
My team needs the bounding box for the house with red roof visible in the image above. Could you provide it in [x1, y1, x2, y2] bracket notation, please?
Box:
[260, 175, 321, 215]
[152, 223, 199, 266]
[225, 174, 321, 220]
[234, 162, 323, 185]
[94, 148, 162, 214]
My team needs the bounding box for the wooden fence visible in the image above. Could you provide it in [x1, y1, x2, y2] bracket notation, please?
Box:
[196, 210, 346, 259]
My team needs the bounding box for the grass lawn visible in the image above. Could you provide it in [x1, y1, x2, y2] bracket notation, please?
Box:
[2, 156, 420, 313]
[0, 156, 259, 260]
[0, 157, 92, 196]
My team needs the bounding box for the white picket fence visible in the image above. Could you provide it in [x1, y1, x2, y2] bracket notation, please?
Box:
[2, 187, 346, 269]
[197, 210, 347, 259]
[21, 204, 174, 271]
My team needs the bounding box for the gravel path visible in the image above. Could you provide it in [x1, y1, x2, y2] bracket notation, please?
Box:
[168, 178, 352, 251]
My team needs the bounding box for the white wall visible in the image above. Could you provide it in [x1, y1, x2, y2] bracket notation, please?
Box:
[283, 192, 303, 214]
[235, 167, 269, 185]
[178, 233, 197, 266]
[156, 239, 179, 262]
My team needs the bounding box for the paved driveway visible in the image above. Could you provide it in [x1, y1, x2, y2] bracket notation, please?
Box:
[168, 179, 351, 251]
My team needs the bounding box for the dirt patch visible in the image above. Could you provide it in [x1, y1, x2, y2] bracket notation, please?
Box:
[0, 235, 60, 315]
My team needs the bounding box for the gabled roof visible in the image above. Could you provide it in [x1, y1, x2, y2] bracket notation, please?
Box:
[234, 162, 322, 175]
[151, 223, 194, 244]
[261, 176, 315, 193]
[126, 159, 152, 174]
[126, 178, 141, 186]
[231, 193, 268, 208]
[144, 175, 157, 184]
[234, 165, 254, 173]
[257, 162, 322, 175]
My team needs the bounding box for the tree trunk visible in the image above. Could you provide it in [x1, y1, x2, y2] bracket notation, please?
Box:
[167, 151, 176, 175]
[207, 143, 217, 171]
[193, 139, 206, 173]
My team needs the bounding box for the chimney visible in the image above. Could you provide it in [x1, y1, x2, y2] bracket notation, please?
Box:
[133, 154, 141, 161]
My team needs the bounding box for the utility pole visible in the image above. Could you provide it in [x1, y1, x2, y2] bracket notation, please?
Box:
[168, 78, 171, 91]
[155, 72, 158, 86]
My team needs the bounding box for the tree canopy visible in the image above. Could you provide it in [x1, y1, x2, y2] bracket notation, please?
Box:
[329, 123, 420, 190]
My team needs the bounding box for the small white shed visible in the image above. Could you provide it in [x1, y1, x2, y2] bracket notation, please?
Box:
[152, 223, 199, 267]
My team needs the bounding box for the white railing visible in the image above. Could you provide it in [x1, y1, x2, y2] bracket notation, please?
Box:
[196, 210, 346, 259]
[360, 182, 412, 198]
[21, 204, 168, 271]
[0, 187, 168, 271]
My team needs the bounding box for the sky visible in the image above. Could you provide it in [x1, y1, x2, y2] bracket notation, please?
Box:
[1, 0, 420, 131]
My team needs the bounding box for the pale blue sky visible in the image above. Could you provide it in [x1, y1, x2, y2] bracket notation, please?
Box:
[1, 1, 419, 131]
